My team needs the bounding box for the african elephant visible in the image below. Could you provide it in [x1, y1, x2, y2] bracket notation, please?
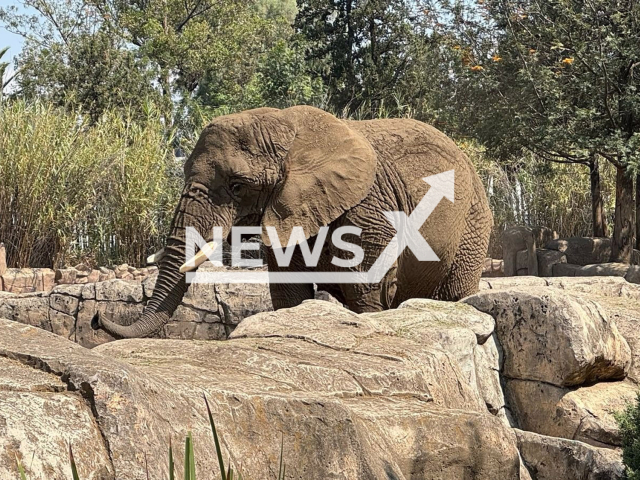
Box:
[97, 106, 493, 338]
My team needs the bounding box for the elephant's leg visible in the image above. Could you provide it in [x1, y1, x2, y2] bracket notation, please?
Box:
[434, 190, 492, 300]
[264, 246, 314, 309]
[340, 262, 398, 313]
[331, 232, 398, 313]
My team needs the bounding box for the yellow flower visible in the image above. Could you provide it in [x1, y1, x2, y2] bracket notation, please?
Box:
[453, 45, 461, 50]
[471, 65, 484, 71]
[562, 57, 574, 65]
[492, 55, 503, 62]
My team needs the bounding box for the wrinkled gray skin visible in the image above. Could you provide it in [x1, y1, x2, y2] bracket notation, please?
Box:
[98, 106, 493, 338]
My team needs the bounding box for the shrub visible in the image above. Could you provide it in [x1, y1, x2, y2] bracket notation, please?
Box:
[0, 100, 181, 268]
[615, 392, 640, 479]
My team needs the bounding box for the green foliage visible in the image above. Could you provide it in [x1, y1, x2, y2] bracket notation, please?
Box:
[615, 392, 640, 479]
[69, 445, 80, 480]
[428, 0, 640, 169]
[16, 455, 27, 480]
[0, 100, 180, 268]
[461, 139, 615, 254]
[295, 0, 415, 117]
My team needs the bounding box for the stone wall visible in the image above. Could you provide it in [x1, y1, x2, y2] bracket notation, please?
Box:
[2, 277, 634, 479]
[0, 265, 272, 348]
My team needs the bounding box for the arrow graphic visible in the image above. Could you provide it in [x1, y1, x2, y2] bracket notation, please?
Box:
[187, 170, 455, 284]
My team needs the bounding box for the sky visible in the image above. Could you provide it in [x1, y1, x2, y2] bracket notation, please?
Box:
[0, 0, 27, 86]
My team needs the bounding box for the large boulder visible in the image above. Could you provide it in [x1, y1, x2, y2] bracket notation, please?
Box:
[1, 268, 55, 293]
[506, 380, 636, 447]
[0, 355, 113, 479]
[515, 429, 623, 480]
[0, 299, 526, 480]
[464, 288, 631, 387]
[536, 248, 566, 277]
[545, 237, 612, 266]
[346, 299, 505, 418]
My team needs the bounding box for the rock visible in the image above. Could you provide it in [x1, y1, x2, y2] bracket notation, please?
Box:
[503, 226, 557, 277]
[230, 301, 484, 410]
[475, 333, 505, 416]
[506, 379, 636, 447]
[98, 266, 111, 275]
[552, 262, 583, 276]
[482, 257, 504, 277]
[515, 429, 623, 480]
[114, 263, 128, 274]
[86, 269, 100, 283]
[593, 295, 640, 383]
[181, 281, 218, 312]
[55, 267, 78, 284]
[545, 237, 612, 266]
[1, 268, 55, 293]
[0, 243, 6, 277]
[397, 298, 495, 343]
[516, 249, 529, 273]
[215, 281, 273, 325]
[480, 276, 549, 290]
[95, 279, 144, 303]
[52, 283, 85, 297]
[0, 308, 523, 479]
[0, 293, 50, 331]
[464, 288, 631, 386]
[0, 355, 113, 480]
[49, 292, 80, 316]
[545, 276, 630, 298]
[142, 274, 157, 298]
[537, 249, 566, 277]
[575, 263, 630, 277]
[625, 265, 640, 284]
[170, 305, 202, 323]
[49, 309, 76, 340]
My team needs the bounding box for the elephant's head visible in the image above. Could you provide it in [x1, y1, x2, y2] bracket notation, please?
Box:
[97, 106, 377, 338]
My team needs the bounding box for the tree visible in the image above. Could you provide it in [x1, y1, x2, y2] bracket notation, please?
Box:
[429, 0, 640, 259]
[296, 0, 415, 117]
[0, 0, 159, 121]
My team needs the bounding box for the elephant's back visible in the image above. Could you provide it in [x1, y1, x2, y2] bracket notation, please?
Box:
[346, 118, 476, 208]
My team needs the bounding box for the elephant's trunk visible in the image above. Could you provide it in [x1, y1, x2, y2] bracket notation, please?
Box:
[98, 193, 217, 338]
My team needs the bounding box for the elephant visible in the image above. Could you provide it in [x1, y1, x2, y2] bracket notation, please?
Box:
[97, 106, 493, 338]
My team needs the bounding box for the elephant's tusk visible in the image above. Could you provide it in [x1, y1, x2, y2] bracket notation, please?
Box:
[179, 241, 218, 273]
[147, 248, 165, 265]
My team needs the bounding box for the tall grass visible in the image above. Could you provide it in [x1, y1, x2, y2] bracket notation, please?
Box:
[0, 100, 181, 268]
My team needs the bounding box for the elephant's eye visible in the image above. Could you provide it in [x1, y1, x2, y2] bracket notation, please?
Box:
[230, 183, 243, 196]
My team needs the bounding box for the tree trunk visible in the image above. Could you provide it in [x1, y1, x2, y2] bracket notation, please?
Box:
[610, 166, 634, 263]
[589, 158, 608, 237]
[636, 173, 640, 250]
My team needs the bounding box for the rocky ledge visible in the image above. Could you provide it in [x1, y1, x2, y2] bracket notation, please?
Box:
[2, 276, 639, 479]
[0, 265, 272, 347]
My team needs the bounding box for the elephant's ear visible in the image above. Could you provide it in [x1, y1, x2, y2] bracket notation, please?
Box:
[261, 106, 377, 247]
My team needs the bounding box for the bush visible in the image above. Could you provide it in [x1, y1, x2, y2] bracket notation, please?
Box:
[460, 140, 616, 257]
[0, 100, 181, 268]
[616, 392, 640, 479]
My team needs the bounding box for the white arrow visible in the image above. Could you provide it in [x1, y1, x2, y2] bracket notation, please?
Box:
[367, 170, 455, 283]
